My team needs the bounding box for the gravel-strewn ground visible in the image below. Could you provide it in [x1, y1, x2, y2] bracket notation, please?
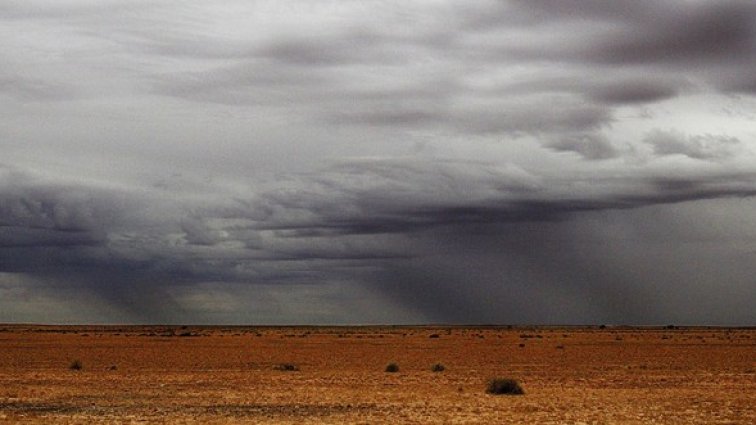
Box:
[0, 325, 754, 423]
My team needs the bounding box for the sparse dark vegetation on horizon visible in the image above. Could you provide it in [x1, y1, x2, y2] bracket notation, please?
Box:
[69, 360, 83, 370]
[431, 363, 445, 372]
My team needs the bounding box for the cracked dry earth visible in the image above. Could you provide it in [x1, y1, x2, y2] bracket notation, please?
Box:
[0, 326, 754, 424]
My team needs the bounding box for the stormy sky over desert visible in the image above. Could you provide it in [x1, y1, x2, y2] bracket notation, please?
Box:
[2, 0, 756, 324]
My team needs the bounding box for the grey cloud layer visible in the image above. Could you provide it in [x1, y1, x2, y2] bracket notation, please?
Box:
[2, 1, 756, 324]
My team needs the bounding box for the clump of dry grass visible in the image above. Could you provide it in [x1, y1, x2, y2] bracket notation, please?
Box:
[273, 363, 299, 371]
[485, 378, 524, 395]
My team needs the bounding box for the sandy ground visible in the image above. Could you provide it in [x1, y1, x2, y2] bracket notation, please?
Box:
[0, 325, 753, 424]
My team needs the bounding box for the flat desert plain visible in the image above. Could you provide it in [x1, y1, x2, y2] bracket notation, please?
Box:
[0, 325, 754, 424]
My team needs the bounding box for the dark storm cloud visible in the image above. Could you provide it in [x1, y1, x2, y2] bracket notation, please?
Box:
[180, 217, 224, 246]
[8, 157, 754, 256]
[0, 227, 99, 248]
[0, 170, 109, 236]
[251, 162, 756, 323]
[4, 144, 756, 323]
[233, 158, 756, 244]
[0, 165, 414, 320]
[3, 1, 756, 324]
[459, 0, 756, 94]
[0, 177, 187, 321]
[586, 2, 756, 65]
[471, 0, 756, 62]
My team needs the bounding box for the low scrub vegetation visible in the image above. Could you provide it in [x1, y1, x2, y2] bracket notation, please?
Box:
[273, 363, 299, 371]
[385, 362, 399, 373]
[486, 378, 524, 395]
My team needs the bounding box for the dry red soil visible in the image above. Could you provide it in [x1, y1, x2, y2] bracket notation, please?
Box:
[0, 325, 754, 423]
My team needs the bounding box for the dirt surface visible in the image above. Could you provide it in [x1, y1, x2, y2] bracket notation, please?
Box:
[0, 325, 754, 424]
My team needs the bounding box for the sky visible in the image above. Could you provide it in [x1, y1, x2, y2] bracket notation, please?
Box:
[1, 0, 756, 325]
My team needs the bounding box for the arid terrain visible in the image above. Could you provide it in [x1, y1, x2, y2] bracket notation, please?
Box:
[0, 325, 753, 424]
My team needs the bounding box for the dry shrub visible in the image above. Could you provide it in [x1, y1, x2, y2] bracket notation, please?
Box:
[385, 362, 399, 373]
[274, 363, 299, 371]
[486, 378, 524, 395]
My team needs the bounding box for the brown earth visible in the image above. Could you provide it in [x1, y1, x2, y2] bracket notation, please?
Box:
[0, 325, 754, 424]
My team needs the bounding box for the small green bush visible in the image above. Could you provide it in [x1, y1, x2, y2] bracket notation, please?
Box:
[385, 362, 399, 373]
[486, 378, 524, 395]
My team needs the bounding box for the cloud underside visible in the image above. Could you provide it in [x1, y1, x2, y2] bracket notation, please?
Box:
[3, 155, 756, 324]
